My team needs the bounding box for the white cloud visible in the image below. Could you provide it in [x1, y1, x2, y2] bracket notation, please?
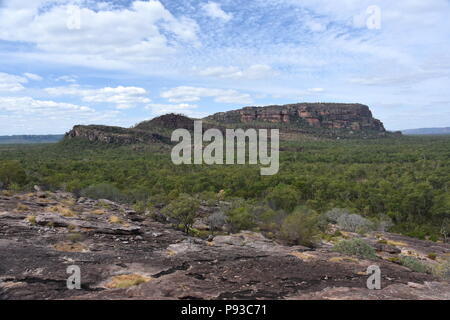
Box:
[198, 64, 276, 80]
[202, 2, 233, 22]
[348, 70, 448, 86]
[0, 72, 28, 92]
[307, 88, 325, 93]
[56, 75, 77, 83]
[45, 85, 151, 109]
[23, 72, 43, 81]
[161, 86, 252, 104]
[0, 96, 94, 116]
[0, 95, 129, 134]
[146, 103, 208, 118]
[0, 1, 200, 64]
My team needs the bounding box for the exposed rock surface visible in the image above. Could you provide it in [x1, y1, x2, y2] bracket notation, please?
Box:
[1, 192, 449, 300]
[206, 103, 385, 132]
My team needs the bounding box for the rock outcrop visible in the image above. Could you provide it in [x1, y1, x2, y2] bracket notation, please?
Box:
[66, 125, 169, 145]
[64, 103, 389, 145]
[206, 103, 385, 132]
[1, 191, 449, 300]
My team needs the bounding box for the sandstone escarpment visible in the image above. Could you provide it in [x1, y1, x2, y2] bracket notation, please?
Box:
[206, 103, 385, 132]
[66, 125, 169, 145]
[65, 103, 389, 145]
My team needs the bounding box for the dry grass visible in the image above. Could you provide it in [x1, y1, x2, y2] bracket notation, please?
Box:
[290, 251, 316, 261]
[1, 190, 13, 196]
[26, 215, 36, 225]
[91, 209, 107, 215]
[105, 274, 152, 289]
[108, 215, 122, 224]
[329, 256, 359, 263]
[15, 203, 30, 212]
[386, 240, 408, 247]
[48, 205, 77, 217]
[166, 249, 177, 257]
[53, 242, 88, 252]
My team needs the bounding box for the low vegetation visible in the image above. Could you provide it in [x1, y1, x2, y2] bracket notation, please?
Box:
[398, 255, 430, 273]
[333, 239, 377, 259]
[0, 136, 449, 241]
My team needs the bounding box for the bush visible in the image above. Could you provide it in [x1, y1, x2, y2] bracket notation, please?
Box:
[280, 207, 320, 247]
[337, 213, 373, 233]
[266, 184, 298, 212]
[324, 208, 350, 224]
[226, 206, 256, 233]
[433, 258, 450, 280]
[333, 239, 377, 259]
[80, 183, 125, 202]
[0, 161, 27, 189]
[207, 211, 227, 234]
[161, 194, 200, 234]
[398, 255, 430, 273]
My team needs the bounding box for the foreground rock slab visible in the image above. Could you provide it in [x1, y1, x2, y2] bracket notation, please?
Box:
[0, 192, 449, 300]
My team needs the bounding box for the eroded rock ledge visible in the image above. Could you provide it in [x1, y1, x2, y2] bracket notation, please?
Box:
[206, 103, 385, 132]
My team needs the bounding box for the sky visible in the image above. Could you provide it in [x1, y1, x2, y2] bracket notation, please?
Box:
[0, 0, 449, 134]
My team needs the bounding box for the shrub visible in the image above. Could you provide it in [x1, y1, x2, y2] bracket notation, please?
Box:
[80, 183, 125, 202]
[337, 213, 373, 233]
[266, 184, 298, 212]
[226, 206, 256, 233]
[432, 258, 450, 280]
[280, 207, 320, 247]
[161, 194, 200, 234]
[207, 211, 227, 234]
[427, 253, 437, 260]
[333, 239, 377, 259]
[398, 255, 430, 273]
[324, 208, 350, 224]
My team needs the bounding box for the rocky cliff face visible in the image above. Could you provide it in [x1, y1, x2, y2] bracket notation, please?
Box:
[66, 125, 169, 145]
[206, 103, 385, 132]
[65, 104, 388, 145]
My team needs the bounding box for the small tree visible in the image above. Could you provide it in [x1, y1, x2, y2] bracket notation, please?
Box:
[226, 206, 256, 233]
[267, 184, 298, 212]
[441, 218, 449, 243]
[0, 161, 27, 190]
[162, 194, 200, 234]
[207, 211, 227, 235]
[280, 207, 320, 247]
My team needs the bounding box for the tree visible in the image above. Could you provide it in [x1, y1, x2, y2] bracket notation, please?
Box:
[0, 161, 27, 189]
[226, 206, 256, 233]
[266, 184, 298, 212]
[280, 207, 320, 247]
[207, 211, 227, 235]
[162, 194, 200, 234]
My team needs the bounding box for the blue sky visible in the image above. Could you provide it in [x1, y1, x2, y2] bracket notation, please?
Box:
[0, 0, 449, 134]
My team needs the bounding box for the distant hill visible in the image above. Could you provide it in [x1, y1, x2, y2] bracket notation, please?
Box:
[402, 127, 450, 135]
[0, 135, 64, 144]
[65, 103, 396, 145]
